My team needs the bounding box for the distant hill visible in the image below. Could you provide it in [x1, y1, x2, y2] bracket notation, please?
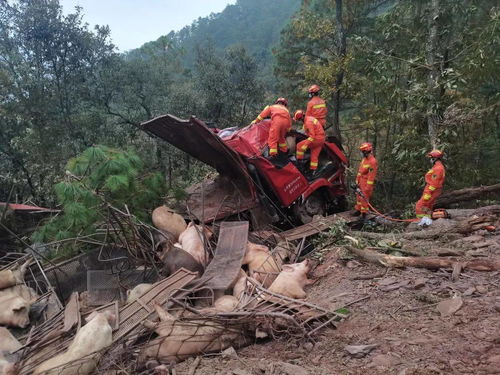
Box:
[136, 0, 301, 77]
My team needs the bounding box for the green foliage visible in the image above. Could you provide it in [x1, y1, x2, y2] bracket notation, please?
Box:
[33, 146, 166, 251]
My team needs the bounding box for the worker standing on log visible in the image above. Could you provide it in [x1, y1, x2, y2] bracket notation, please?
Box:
[415, 150, 446, 224]
[306, 85, 327, 128]
[252, 98, 292, 157]
[354, 142, 378, 220]
[293, 109, 325, 178]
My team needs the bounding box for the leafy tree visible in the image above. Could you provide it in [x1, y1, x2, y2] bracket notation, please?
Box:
[193, 42, 264, 127]
[0, 0, 117, 204]
[274, 0, 499, 208]
[33, 145, 165, 254]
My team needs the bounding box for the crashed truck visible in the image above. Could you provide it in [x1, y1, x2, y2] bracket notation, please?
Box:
[142, 115, 348, 226]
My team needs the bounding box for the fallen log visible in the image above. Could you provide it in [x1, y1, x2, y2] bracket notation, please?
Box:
[355, 214, 498, 242]
[435, 183, 500, 207]
[345, 246, 500, 272]
[446, 205, 500, 219]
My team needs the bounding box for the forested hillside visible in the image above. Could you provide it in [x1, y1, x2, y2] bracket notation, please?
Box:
[0, 0, 498, 213]
[141, 0, 301, 78]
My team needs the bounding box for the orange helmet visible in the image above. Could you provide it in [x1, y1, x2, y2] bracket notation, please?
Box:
[427, 149, 443, 158]
[293, 110, 305, 121]
[275, 97, 288, 106]
[308, 84, 321, 93]
[359, 142, 373, 152]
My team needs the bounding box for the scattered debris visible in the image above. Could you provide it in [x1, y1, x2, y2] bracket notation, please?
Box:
[437, 296, 463, 317]
[344, 344, 378, 358]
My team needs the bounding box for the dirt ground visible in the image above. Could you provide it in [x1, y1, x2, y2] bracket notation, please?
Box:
[175, 230, 500, 375]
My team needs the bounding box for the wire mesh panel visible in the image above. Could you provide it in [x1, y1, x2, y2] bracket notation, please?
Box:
[87, 270, 122, 306]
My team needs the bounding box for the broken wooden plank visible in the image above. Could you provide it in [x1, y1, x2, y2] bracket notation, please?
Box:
[280, 211, 357, 241]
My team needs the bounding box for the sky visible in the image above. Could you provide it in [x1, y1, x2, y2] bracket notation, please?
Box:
[59, 0, 236, 52]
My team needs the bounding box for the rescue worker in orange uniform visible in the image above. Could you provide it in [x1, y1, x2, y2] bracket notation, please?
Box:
[306, 85, 327, 128]
[354, 142, 378, 219]
[293, 110, 325, 177]
[415, 150, 445, 222]
[252, 97, 292, 157]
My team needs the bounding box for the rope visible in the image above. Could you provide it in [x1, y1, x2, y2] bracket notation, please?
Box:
[366, 201, 419, 223]
[355, 187, 418, 223]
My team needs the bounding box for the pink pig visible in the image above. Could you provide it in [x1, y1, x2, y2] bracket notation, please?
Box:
[178, 222, 212, 266]
[267, 259, 313, 299]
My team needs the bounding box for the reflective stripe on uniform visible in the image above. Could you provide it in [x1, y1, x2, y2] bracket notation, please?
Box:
[279, 143, 287, 147]
[270, 148, 277, 153]
[367, 181, 374, 185]
[313, 103, 326, 109]
[297, 151, 304, 156]
[301, 145, 308, 150]
[307, 137, 314, 142]
[310, 162, 318, 166]
[428, 185, 436, 191]
[312, 118, 318, 124]
[423, 193, 432, 200]
[363, 164, 370, 168]
[416, 214, 430, 218]
[257, 115, 263, 121]
[427, 169, 433, 174]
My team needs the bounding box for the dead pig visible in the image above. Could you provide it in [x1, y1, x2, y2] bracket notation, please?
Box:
[268, 259, 313, 299]
[0, 328, 21, 375]
[232, 269, 248, 301]
[152, 206, 187, 241]
[0, 295, 31, 328]
[0, 284, 38, 302]
[0, 259, 31, 290]
[198, 295, 239, 315]
[242, 242, 280, 287]
[33, 311, 115, 375]
[0, 353, 16, 375]
[178, 222, 212, 266]
[139, 303, 247, 364]
[126, 283, 153, 304]
[160, 246, 204, 278]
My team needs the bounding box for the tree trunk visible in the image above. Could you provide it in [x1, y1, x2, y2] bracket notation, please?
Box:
[435, 183, 500, 207]
[346, 246, 500, 272]
[426, 0, 441, 148]
[333, 0, 346, 143]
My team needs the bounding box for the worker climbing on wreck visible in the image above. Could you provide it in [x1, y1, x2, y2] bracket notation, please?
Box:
[354, 142, 378, 220]
[252, 97, 292, 157]
[293, 109, 325, 179]
[306, 85, 327, 128]
[415, 149, 446, 225]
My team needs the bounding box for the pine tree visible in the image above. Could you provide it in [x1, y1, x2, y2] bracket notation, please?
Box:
[33, 146, 166, 257]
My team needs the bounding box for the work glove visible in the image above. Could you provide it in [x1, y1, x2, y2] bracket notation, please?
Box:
[418, 216, 433, 227]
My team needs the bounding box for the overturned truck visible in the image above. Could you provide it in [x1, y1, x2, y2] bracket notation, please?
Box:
[142, 115, 348, 226]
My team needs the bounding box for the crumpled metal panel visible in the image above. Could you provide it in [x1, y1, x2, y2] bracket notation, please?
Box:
[141, 115, 251, 182]
[199, 221, 249, 290]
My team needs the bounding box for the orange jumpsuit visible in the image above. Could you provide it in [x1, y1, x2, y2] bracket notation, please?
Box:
[296, 116, 325, 170]
[306, 96, 327, 127]
[415, 160, 445, 218]
[355, 154, 378, 213]
[256, 104, 292, 156]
